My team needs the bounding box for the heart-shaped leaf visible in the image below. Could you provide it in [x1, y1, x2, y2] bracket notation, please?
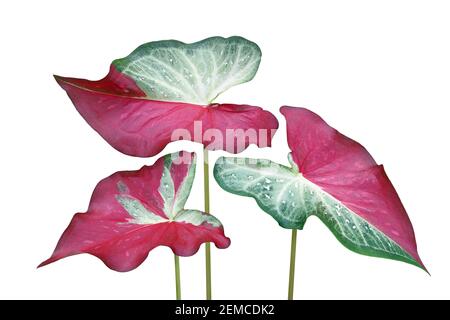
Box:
[55, 36, 278, 157]
[40, 151, 230, 272]
[214, 107, 425, 270]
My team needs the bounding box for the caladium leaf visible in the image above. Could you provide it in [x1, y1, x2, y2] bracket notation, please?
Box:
[40, 151, 230, 272]
[214, 107, 425, 270]
[55, 36, 278, 157]
[113, 36, 261, 104]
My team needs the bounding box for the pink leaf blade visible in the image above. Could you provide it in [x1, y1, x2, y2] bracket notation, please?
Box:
[39, 151, 230, 272]
[39, 218, 229, 272]
[55, 70, 278, 157]
[55, 73, 204, 157]
[203, 104, 278, 153]
[280, 106, 425, 271]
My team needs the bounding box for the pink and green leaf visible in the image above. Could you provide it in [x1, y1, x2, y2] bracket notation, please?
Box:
[40, 151, 230, 272]
[55, 37, 278, 157]
[214, 107, 425, 270]
[112, 36, 262, 105]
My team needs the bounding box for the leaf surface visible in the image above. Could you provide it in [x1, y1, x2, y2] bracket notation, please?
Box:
[113, 36, 261, 104]
[40, 151, 230, 272]
[214, 107, 425, 270]
[55, 37, 277, 157]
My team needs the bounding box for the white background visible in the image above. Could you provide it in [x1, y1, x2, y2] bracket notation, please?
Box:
[1, 0, 449, 299]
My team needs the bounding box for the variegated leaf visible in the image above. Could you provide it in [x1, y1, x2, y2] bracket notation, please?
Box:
[214, 107, 425, 270]
[40, 151, 230, 272]
[113, 36, 261, 104]
[54, 36, 278, 157]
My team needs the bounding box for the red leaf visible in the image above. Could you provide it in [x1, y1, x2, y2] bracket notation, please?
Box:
[55, 66, 278, 157]
[280, 106, 425, 269]
[39, 151, 230, 272]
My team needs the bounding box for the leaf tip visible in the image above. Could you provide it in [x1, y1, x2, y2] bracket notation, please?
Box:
[37, 259, 50, 269]
[53, 74, 63, 82]
[415, 258, 429, 275]
[53, 74, 70, 88]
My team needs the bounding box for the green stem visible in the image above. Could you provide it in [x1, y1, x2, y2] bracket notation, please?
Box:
[174, 254, 181, 300]
[205, 242, 212, 300]
[203, 148, 212, 300]
[288, 229, 297, 300]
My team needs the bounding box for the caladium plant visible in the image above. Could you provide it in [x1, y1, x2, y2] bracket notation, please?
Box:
[46, 35, 423, 299]
[53, 36, 278, 299]
[40, 151, 230, 272]
[214, 106, 425, 298]
[54, 36, 278, 156]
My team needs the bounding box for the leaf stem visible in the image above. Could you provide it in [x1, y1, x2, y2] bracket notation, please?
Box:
[288, 229, 297, 300]
[203, 148, 212, 300]
[174, 254, 181, 300]
[205, 242, 212, 300]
